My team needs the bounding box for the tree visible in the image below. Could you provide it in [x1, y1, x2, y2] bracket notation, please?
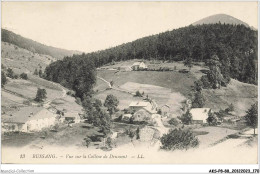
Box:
[206, 110, 217, 126]
[83, 98, 112, 137]
[33, 69, 38, 75]
[207, 55, 223, 89]
[20, 73, 28, 80]
[84, 137, 91, 147]
[34, 88, 47, 102]
[129, 130, 135, 139]
[192, 91, 205, 108]
[225, 103, 234, 113]
[106, 137, 112, 148]
[160, 128, 199, 151]
[104, 94, 119, 116]
[110, 81, 114, 87]
[136, 127, 140, 140]
[179, 110, 192, 125]
[1, 71, 7, 87]
[168, 118, 179, 126]
[6, 68, 14, 79]
[245, 103, 258, 135]
[135, 90, 142, 97]
[38, 69, 43, 78]
[184, 56, 193, 71]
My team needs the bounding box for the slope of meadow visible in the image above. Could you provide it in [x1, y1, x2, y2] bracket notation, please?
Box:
[1, 42, 56, 74]
[95, 61, 257, 116]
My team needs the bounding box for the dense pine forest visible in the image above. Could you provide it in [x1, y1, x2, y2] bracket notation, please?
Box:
[44, 23, 257, 98]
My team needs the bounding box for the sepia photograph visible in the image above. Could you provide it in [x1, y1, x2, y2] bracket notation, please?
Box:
[0, 1, 258, 168]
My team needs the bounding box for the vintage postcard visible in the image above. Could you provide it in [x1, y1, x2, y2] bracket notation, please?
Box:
[1, 1, 258, 165]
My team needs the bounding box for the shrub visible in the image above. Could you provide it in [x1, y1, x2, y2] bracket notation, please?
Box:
[136, 127, 140, 140]
[7, 68, 14, 78]
[75, 97, 82, 105]
[178, 110, 192, 125]
[106, 137, 112, 148]
[20, 73, 28, 80]
[206, 111, 217, 126]
[225, 103, 234, 113]
[200, 75, 211, 89]
[128, 130, 135, 139]
[135, 90, 142, 97]
[168, 118, 179, 126]
[23, 100, 31, 105]
[215, 109, 226, 119]
[1, 71, 7, 87]
[157, 109, 162, 115]
[84, 137, 92, 147]
[160, 128, 199, 151]
[34, 88, 47, 102]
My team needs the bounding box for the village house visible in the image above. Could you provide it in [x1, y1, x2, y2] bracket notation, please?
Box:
[190, 108, 211, 124]
[1, 106, 57, 132]
[63, 112, 81, 124]
[131, 62, 148, 70]
[129, 100, 157, 114]
[122, 114, 132, 122]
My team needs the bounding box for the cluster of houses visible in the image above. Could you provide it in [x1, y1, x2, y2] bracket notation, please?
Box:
[121, 99, 159, 123]
[120, 97, 214, 126]
[1, 106, 82, 133]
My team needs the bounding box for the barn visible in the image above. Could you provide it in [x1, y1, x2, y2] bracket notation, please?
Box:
[2, 106, 57, 132]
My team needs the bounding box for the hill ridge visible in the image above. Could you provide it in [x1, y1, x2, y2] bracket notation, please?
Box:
[1, 29, 81, 60]
[192, 14, 251, 28]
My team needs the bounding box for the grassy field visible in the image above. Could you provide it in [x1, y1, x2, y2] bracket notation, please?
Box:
[96, 59, 257, 117]
[202, 79, 257, 116]
[94, 89, 141, 110]
[2, 123, 101, 148]
[101, 59, 206, 79]
[120, 82, 185, 115]
[97, 70, 196, 97]
[4, 78, 63, 101]
[51, 95, 83, 114]
[1, 42, 56, 74]
[194, 126, 239, 148]
[93, 78, 110, 92]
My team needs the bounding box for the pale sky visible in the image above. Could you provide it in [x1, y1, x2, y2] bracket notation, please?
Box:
[2, 2, 258, 53]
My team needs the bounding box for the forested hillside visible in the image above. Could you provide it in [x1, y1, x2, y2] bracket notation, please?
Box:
[44, 54, 96, 98]
[44, 23, 257, 98]
[1, 29, 81, 59]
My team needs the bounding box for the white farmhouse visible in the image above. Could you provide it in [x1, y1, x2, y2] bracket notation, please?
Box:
[131, 62, 147, 70]
[2, 107, 57, 132]
[190, 108, 211, 124]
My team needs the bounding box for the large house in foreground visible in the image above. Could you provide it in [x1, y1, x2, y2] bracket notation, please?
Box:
[131, 62, 148, 70]
[190, 108, 211, 124]
[2, 107, 57, 132]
